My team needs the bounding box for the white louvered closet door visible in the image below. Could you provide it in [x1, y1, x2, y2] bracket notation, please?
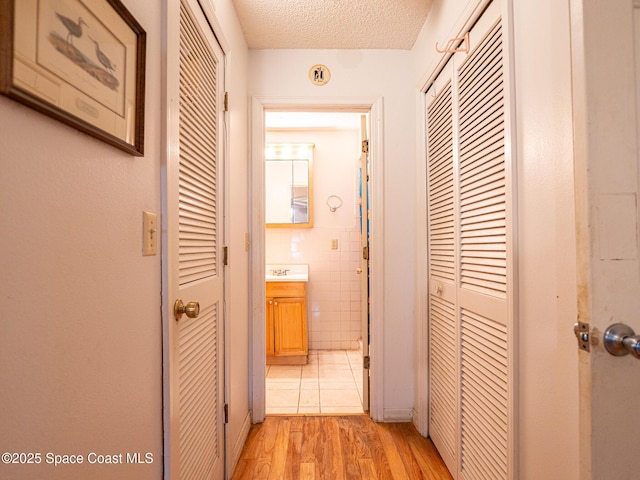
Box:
[167, 0, 225, 479]
[427, 1, 514, 479]
[426, 58, 458, 476]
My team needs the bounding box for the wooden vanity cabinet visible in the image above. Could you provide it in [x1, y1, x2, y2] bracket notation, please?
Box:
[266, 281, 308, 365]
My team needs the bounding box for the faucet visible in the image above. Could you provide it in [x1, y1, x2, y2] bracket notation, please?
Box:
[271, 268, 290, 276]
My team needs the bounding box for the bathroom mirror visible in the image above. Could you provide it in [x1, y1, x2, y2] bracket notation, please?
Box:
[265, 143, 314, 227]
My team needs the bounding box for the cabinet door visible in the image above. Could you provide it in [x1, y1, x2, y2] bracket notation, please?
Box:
[266, 298, 275, 356]
[273, 297, 308, 356]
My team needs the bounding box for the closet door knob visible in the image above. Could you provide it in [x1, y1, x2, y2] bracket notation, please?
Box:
[174, 299, 200, 321]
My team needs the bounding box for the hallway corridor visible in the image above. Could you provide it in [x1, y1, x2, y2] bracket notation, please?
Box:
[231, 415, 452, 479]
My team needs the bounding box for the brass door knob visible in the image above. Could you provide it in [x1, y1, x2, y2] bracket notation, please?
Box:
[174, 299, 200, 321]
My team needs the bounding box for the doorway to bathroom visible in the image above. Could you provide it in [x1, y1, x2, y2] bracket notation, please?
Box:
[250, 97, 384, 422]
[264, 111, 367, 415]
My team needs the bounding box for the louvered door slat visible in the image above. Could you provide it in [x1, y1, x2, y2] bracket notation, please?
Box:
[462, 402, 506, 462]
[457, 27, 503, 88]
[178, 0, 219, 289]
[429, 295, 458, 467]
[460, 144, 504, 174]
[430, 152, 453, 180]
[464, 377, 507, 427]
[178, 304, 219, 480]
[179, 218, 216, 236]
[180, 115, 217, 153]
[430, 89, 454, 127]
[459, 125, 504, 160]
[462, 432, 505, 480]
[428, 83, 455, 284]
[458, 18, 506, 299]
[458, 65, 503, 122]
[459, 112, 503, 153]
[429, 111, 454, 145]
[461, 207, 506, 230]
[459, 81, 503, 132]
[178, 191, 216, 217]
[459, 139, 504, 175]
[430, 134, 454, 163]
[460, 196, 505, 220]
[461, 307, 508, 480]
[460, 212, 504, 231]
[179, 141, 217, 190]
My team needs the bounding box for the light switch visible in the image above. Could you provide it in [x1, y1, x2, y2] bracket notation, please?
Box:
[143, 211, 158, 256]
[331, 238, 339, 250]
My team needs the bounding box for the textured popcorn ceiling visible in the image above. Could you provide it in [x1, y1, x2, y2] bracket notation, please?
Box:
[232, 0, 433, 49]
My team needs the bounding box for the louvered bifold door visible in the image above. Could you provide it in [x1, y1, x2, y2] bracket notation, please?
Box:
[426, 63, 459, 477]
[168, 0, 226, 479]
[456, 14, 511, 480]
[426, 1, 513, 479]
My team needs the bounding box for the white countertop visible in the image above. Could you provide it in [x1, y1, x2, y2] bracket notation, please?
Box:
[266, 264, 309, 282]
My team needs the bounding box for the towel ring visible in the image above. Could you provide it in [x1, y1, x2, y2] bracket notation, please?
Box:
[327, 195, 343, 212]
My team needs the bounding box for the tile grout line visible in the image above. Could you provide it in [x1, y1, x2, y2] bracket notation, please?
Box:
[267, 349, 364, 414]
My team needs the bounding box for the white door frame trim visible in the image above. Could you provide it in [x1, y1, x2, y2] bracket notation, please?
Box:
[249, 95, 385, 422]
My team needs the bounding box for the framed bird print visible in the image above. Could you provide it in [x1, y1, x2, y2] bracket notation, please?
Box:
[0, 0, 146, 155]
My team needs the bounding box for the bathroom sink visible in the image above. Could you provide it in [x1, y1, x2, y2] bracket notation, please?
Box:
[266, 264, 309, 282]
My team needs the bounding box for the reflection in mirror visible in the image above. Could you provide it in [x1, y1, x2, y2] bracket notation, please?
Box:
[265, 143, 314, 227]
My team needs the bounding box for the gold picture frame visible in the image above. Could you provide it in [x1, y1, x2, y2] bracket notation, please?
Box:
[0, 0, 146, 155]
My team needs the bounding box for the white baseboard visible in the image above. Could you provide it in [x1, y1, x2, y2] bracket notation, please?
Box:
[382, 408, 413, 423]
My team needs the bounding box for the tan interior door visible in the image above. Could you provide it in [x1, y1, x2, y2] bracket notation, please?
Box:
[360, 114, 370, 413]
[165, 0, 225, 478]
[572, 2, 640, 478]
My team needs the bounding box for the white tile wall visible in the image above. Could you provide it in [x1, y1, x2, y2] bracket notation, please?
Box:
[266, 226, 362, 350]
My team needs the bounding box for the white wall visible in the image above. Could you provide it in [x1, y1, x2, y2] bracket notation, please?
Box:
[0, 1, 162, 478]
[249, 49, 417, 417]
[510, 1, 579, 478]
[412, 0, 579, 478]
[266, 127, 363, 350]
[0, 0, 251, 478]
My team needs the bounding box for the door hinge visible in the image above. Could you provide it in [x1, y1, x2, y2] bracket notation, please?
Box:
[224, 403, 229, 423]
[224, 91, 229, 112]
[573, 321, 591, 352]
[362, 246, 369, 260]
[223, 246, 229, 266]
[363, 355, 370, 369]
[362, 139, 369, 154]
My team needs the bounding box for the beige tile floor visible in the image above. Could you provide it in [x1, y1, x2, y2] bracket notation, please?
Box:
[266, 349, 364, 415]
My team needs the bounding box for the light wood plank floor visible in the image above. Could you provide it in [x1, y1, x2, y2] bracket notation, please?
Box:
[231, 415, 453, 479]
